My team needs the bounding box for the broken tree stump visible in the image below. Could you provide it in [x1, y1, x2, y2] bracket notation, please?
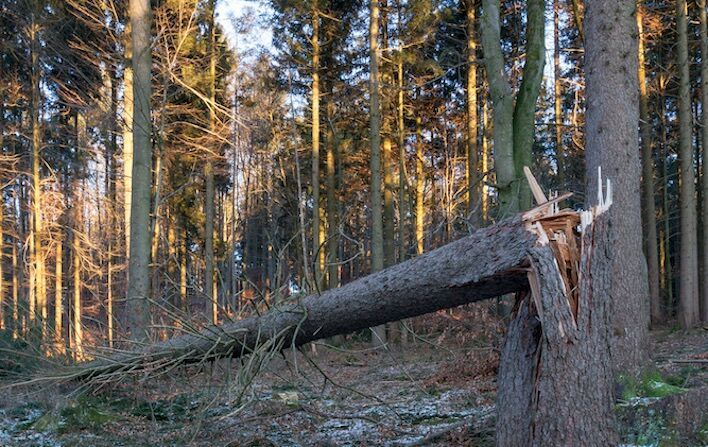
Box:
[496, 212, 617, 446]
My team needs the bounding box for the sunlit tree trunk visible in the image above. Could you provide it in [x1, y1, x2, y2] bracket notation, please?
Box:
[370, 0, 386, 346]
[676, 0, 700, 328]
[204, 0, 217, 325]
[72, 217, 83, 361]
[481, 88, 490, 223]
[106, 68, 118, 348]
[415, 116, 424, 255]
[180, 225, 188, 319]
[311, 7, 323, 290]
[12, 240, 18, 339]
[465, 0, 478, 217]
[126, 0, 153, 342]
[54, 232, 64, 354]
[123, 23, 134, 259]
[553, 0, 564, 188]
[30, 4, 47, 341]
[396, 54, 407, 261]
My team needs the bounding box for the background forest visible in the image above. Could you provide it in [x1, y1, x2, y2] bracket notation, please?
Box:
[0, 0, 706, 445]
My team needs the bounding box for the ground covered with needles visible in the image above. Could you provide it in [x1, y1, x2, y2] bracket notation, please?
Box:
[0, 308, 706, 447]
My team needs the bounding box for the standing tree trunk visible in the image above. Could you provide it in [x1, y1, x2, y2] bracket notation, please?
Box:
[30, 5, 47, 341]
[369, 0, 386, 346]
[584, 0, 648, 369]
[204, 0, 217, 324]
[71, 213, 83, 361]
[383, 137, 395, 268]
[510, 0, 545, 211]
[311, 8, 323, 291]
[466, 0, 478, 218]
[54, 231, 63, 353]
[553, 0, 564, 188]
[396, 50, 407, 261]
[699, 0, 708, 323]
[415, 116, 424, 255]
[123, 23, 134, 259]
[480, 0, 515, 215]
[637, 3, 661, 325]
[126, 0, 153, 342]
[676, 0, 700, 328]
[0, 202, 3, 331]
[325, 102, 338, 288]
[106, 68, 118, 348]
[12, 239, 18, 339]
[480, 0, 545, 215]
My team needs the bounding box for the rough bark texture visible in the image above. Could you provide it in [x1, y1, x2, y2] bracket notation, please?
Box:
[123, 23, 134, 258]
[584, 0, 648, 371]
[126, 0, 153, 342]
[676, 0, 700, 328]
[699, 0, 708, 323]
[78, 217, 536, 378]
[369, 0, 386, 346]
[312, 8, 322, 289]
[496, 215, 617, 446]
[204, 0, 217, 324]
[637, 4, 661, 325]
[465, 0, 478, 216]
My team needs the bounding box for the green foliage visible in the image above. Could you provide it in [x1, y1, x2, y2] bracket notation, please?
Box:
[617, 370, 687, 401]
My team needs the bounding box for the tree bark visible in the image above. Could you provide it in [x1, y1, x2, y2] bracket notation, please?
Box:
[123, 22, 134, 259]
[466, 0, 478, 217]
[369, 0, 386, 346]
[480, 0, 545, 215]
[204, 0, 217, 324]
[676, 0, 700, 328]
[72, 203, 84, 361]
[415, 116, 425, 255]
[126, 0, 153, 342]
[78, 214, 541, 378]
[584, 0, 648, 371]
[699, 0, 708, 323]
[553, 0, 564, 188]
[511, 0, 545, 211]
[312, 8, 323, 290]
[637, 4, 661, 325]
[497, 212, 617, 446]
[30, 4, 47, 341]
[480, 0, 515, 215]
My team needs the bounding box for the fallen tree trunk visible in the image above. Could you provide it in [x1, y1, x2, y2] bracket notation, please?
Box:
[76, 214, 540, 380]
[70, 183, 619, 445]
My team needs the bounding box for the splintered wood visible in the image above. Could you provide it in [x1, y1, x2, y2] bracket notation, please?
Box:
[522, 170, 582, 324]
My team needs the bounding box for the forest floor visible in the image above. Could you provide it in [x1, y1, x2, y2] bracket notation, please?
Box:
[0, 310, 706, 447]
